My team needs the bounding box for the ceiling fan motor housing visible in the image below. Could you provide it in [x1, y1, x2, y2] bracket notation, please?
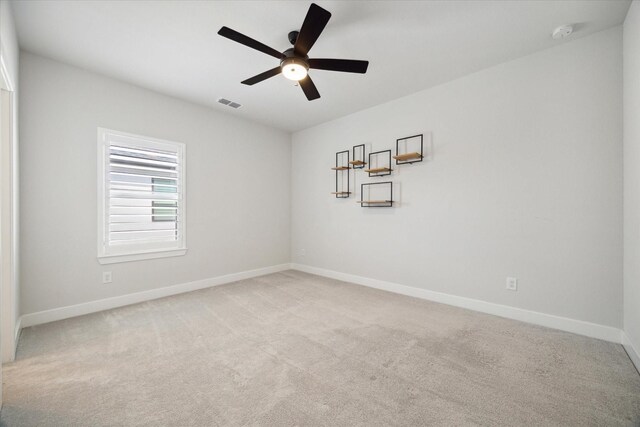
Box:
[281, 48, 309, 66]
[288, 31, 300, 45]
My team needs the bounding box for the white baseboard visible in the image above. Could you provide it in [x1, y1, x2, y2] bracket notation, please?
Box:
[291, 263, 622, 344]
[19, 263, 292, 328]
[622, 332, 640, 372]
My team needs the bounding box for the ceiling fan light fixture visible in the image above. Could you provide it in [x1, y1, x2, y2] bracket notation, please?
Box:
[281, 58, 309, 81]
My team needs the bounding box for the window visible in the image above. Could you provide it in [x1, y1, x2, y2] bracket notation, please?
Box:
[97, 128, 186, 264]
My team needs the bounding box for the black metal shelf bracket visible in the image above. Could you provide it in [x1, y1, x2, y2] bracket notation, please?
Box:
[334, 149, 350, 198]
[395, 134, 424, 165]
[366, 149, 392, 177]
[358, 181, 393, 208]
[351, 144, 366, 169]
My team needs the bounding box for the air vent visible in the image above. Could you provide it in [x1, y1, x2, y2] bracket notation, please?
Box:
[217, 98, 242, 109]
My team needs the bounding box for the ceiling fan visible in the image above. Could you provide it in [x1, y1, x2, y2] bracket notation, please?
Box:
[218, 3, 369, 101]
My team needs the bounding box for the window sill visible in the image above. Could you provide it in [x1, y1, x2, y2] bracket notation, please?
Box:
[98, 248, 187, 265]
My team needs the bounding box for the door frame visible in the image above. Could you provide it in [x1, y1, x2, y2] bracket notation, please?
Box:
[0, 50, 19, 363]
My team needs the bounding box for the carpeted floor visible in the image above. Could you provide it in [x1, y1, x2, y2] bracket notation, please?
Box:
[1, 270, 639, 426]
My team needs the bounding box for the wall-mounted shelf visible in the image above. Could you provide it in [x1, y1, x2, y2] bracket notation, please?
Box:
[393, 152, 422, 162]
[395, 134, 423, 165]
[333, 150, 350, 198]
[359, 181, 393, 207]
[350, 144, 366, 169]
[364, 167, 392, 174]
[367, 150, 392, 177]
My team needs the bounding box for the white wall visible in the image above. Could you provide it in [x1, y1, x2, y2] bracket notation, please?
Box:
[19, 52, 291, 315]
[624, 0, 640, 366]
[292, 27, 623, 329]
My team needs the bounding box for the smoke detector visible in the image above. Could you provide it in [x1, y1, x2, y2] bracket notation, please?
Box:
[552, 25, 573, 40]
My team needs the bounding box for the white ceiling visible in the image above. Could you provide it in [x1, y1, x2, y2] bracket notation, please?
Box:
[12, 0, 631, 132]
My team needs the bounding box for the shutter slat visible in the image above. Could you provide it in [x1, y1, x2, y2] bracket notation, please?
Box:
[110, 180, 178, 189]
[110, 154, 177, 168]
[110, 171, 180, 181]
[109, 198, 178, 207]
[109, 186, 177, 194]
[110, 230, 177, 240]
[110, 185, 177, 193]
[109, 206, 177, 212]
[110, 160, 178, 172]
[109, 214, 178, 218]
[109, 191, 178, 200]
[110, 216, 178, 224]
[110, 236, 178, 245]
[110, 166, 177, 178]
[110, 222, 178, 232]
[110, 145, 177, 160]
[110, 165, 178, 177]
[109, 175, 177, 186]
[110, 200, 178, 208]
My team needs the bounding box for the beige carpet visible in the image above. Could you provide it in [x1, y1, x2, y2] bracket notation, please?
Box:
[1, 270, 639, 426]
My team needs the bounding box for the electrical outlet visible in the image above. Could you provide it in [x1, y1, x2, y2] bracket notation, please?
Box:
[102, 271, 112, 284]
[506, 277, 517, 291]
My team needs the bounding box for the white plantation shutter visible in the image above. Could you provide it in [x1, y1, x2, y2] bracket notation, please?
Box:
[98, 128, 186, 263]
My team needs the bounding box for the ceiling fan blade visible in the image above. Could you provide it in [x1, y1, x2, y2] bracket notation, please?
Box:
[309, 58, 369, 74]
[299, 75, 321, 101]
[241, 67, 282, 85]
[294, 3, 331, 57]
[218, 26, 283, 60]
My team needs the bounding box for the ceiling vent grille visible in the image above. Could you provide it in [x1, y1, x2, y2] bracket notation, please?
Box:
[217, 98, 242, 109]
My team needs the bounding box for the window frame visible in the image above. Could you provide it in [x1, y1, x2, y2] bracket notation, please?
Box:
[97, 127, 187, 264]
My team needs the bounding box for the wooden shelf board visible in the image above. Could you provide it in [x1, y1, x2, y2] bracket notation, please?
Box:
[364, 167, 392, 173]
[331, 192, 351, 195]
[393, 152, 423, 161]
[331, 166, 351, 170]
[349, 160, 366, 165]
[356, 200, 392, 204]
